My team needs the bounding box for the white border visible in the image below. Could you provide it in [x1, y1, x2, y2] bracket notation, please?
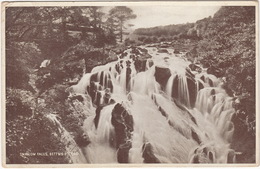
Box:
[1, 1, 259, 168]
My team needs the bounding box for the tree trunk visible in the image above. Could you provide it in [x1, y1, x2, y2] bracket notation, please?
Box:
[120, 20, 123, 42]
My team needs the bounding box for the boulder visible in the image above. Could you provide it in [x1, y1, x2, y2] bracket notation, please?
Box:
[154, 67, 171, 89]
[111, 103, 134, 163]
[134, 59, 147, 73]
[120, 52, 128, 59]
[75, 132, 90, 147]
[173, 49, 180, 54]
[189, 63, 202, 73]
[157, 49, 169, 53]
[117, 142, 132, 163]
[187, 77, 197, 108]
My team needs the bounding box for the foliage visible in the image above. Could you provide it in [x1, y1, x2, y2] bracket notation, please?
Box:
[6, 104, 69, 164]
[134, 23, 195, 39]
[6, 42, 41, 90]
[108, 6, 136, 42]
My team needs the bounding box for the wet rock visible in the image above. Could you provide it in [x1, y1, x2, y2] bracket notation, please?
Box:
[189, 63, 202, 73]
[139, 48, 148, 54]
[111, 103, 134, 163]
[134, 59, 147, 73]
[186, 68, 195, 79]
[208, 151, 214, 162]
[187, 77, 197, 108]
[198, 81, 204, 91]
[200, 75, 205, 82]
[142, 142, 160, 163]
[130, 54, 136, 60]
[192, 155, 200, 163]
[117, 142, 132, 163]
[154, 66, 171, 89]
[157, 49, 169, 53]
[126, 67, 132, 93]
[173, 49, 180, 54]
[191, 129, 201, 144]
[147, 60, 154, 68]
[120, 52, 128, 59]
[172, 75, 179, 99]
[209, 78, 214, 87]
[130, 47, 141, 55]
[94, 106, 103, 128]
[158, 106, 167, 118]
[75, 133, 90, 147]
[90, 73, 98, 82]
[87, 81, 97, 103]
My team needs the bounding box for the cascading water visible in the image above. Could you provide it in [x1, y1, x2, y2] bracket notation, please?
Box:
[69, 44, 236, 164]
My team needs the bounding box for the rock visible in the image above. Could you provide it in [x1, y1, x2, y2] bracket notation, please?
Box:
[94, 106, 103, 128]
[134, 59, 147, 73]
[69, 94, 84, 103]
[120, 52, 128, 59]
[187, 77, 197, 108]
[191, 129, 201, 144]
[171, 75, 179, 100]
[185, 68, 195, 79]
[192, 154, 200, 163]
[207, 66, 224, 78]
[117, 142, 132, 163]
[158, 106, 167, 118]
[142, 142, 160, 163]
[173, 49, 180, 54]
[87, 81, 97, 103]
[157, 49, 169, 53]
[160, 44, 170, 48]
[111, 103, 134, 163]
[75, 132, 90, 147]
[200, 75, 205, 82]
[154, 66, 171, 89]
[138, 47, 148, 54]
[198, 81, 204, 91]
[185, 47, 198, 63]
[130, 47, 141, 55]
[126, 67, 132, 93]
[189, 63, 202, 73]
[46, 84, 70, 102]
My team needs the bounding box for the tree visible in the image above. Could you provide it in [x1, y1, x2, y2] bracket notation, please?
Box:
[108, 6, 136, 42]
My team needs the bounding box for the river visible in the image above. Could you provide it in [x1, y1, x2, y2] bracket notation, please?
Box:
[67, 44, 236, 163]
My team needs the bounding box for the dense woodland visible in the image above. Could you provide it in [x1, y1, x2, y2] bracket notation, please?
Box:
[6, 6, 256, 163]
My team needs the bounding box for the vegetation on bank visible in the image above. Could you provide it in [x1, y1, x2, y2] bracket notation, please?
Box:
[5, 6, 135, 164]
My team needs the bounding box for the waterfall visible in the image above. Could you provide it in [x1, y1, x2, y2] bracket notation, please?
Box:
[70, 45, 236, 163]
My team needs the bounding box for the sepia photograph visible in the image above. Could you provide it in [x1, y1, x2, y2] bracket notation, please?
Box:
[1, 1, 258, 167]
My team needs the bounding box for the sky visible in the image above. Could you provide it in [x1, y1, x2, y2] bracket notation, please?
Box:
[102, 6, 220, 29]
